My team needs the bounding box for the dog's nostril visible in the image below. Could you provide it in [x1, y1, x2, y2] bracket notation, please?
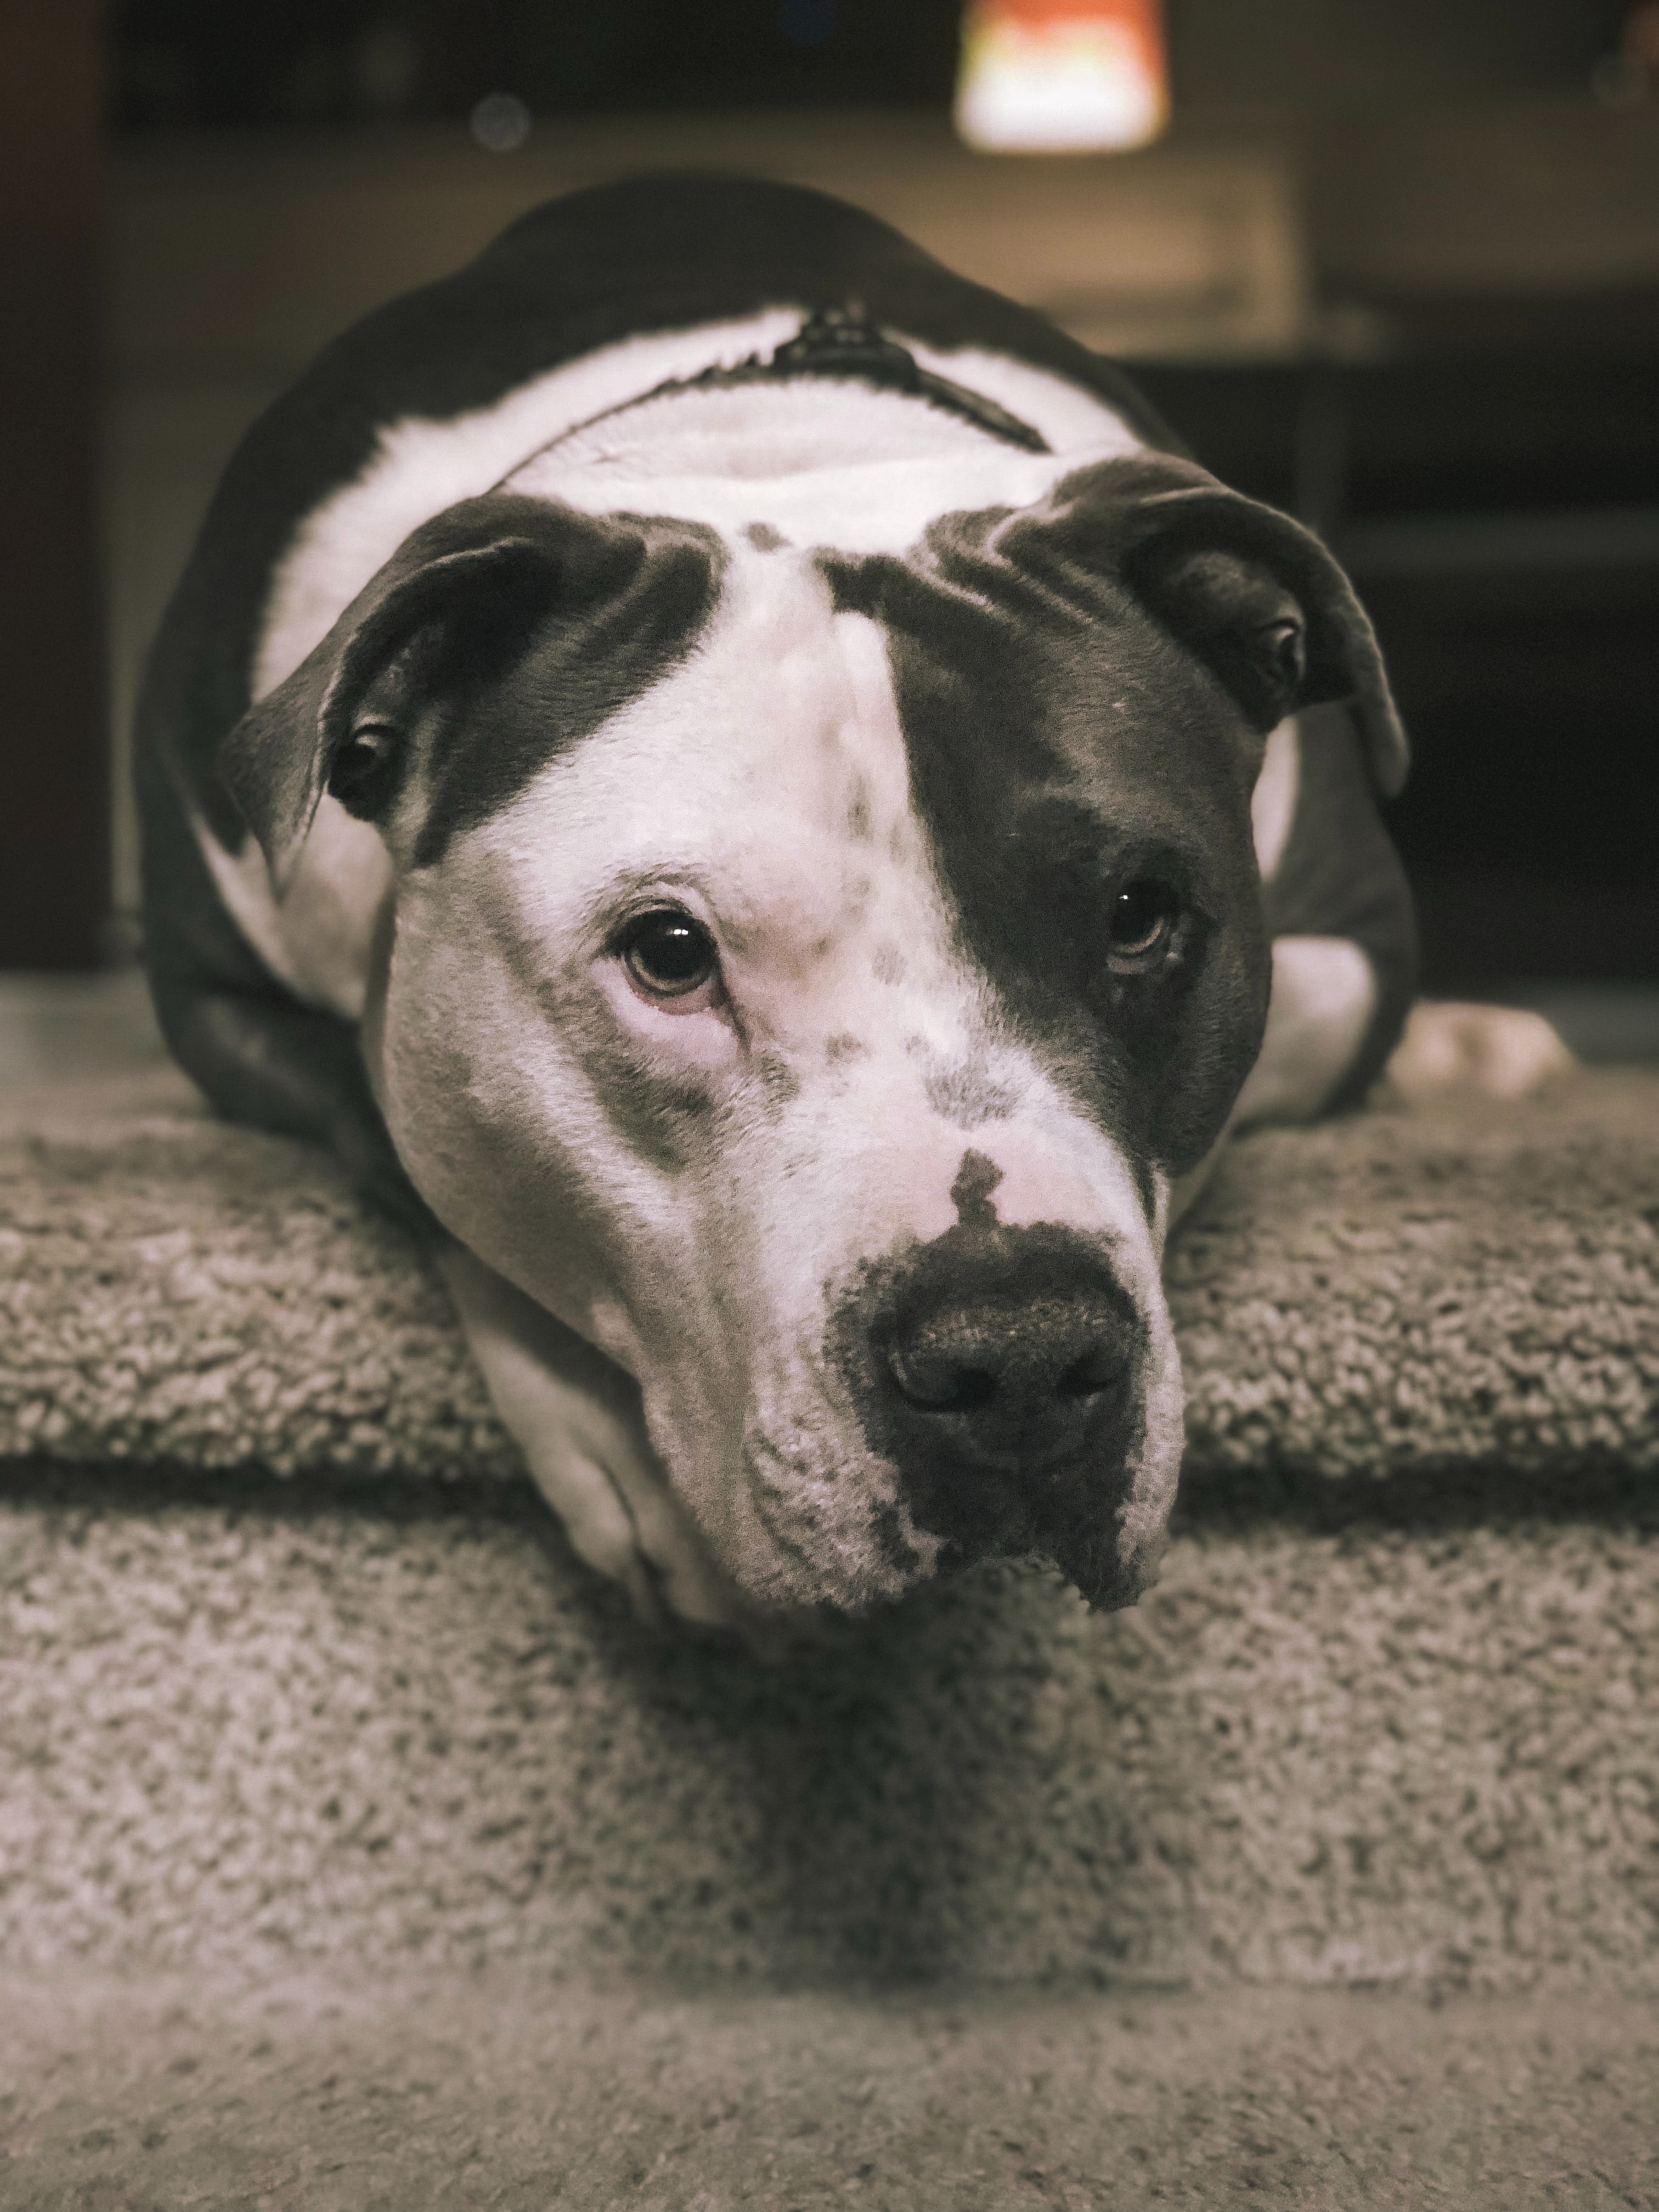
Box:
[882, 1286, 1128, 1458]
[1058, 1350, 1118, 1400]
[891, 1350, 998, 1413]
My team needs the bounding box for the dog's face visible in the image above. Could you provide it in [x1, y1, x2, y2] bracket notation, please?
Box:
[224, 454, 1402, 1613]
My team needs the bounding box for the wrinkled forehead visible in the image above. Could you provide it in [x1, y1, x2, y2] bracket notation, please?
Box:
[819, 505, 1253, 855]
[459, 504, 1245, 937]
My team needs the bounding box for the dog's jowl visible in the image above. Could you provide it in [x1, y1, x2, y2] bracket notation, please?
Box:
[138, 177, 1416, 1629]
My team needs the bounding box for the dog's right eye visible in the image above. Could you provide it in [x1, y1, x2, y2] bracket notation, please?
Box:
[617, 907, 721, 1001]
[327, 722, 399, 814]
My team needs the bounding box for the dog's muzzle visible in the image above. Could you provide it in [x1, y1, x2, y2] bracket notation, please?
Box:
[829, 1217, 1150, 1606]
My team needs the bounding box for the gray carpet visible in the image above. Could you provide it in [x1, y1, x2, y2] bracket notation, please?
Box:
[3, 1458, 1656, 1993]
[4, 1970, 1655, 2210]
[2, 1062, 1657, 2204]
[1, 1067, 1655, 2002]
[3, 1069, 1655, 1484]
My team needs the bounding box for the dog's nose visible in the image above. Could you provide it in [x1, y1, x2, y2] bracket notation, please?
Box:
[882, 1277, 1131, 1469]
[829, 1220, 1152, 1593]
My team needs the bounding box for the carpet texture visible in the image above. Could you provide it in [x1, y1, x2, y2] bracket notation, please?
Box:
[2, 1070, 1655, 1486]
[1, 1069, 1655, 2001]
[4, 1970, 1656, 2210]
[2, 1464, 1655, 1992]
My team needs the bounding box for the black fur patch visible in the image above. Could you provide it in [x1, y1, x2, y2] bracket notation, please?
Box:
[823, 467, 1279, 1180]
[216, 495, 724, 878]
[413, 511, 723, 866]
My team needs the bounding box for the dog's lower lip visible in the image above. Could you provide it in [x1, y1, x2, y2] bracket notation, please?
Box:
[918, 1455, 1128, 1549]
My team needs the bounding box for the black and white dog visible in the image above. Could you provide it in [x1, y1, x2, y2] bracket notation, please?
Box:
[138, 176, 1418, 1629]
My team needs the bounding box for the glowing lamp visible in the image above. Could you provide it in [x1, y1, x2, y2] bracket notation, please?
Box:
[954, 0, 1169, 155]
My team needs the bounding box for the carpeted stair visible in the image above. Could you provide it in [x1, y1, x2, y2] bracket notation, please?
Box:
[1, 1062, 1656, 2205]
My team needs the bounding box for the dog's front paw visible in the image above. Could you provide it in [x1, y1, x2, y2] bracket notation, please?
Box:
[1385, 1000, 1575, 1104]
[436, 1245, 744, 1633]
[534, 1407, 746, 1634]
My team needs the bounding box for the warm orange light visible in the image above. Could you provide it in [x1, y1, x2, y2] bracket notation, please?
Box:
[954, 0, 1169, 154]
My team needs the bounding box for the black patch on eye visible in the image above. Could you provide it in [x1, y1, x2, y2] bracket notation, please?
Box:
[413, 515, 724, 867]
[819, 499, 1272, 1179]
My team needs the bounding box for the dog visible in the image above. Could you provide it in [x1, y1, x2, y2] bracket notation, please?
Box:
[137, 175, 1420, 1632]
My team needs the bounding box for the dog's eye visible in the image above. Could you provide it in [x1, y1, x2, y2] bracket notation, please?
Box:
[1261, 617, 1306, 697]
[618, 907, 721, 1000]
[1107, 879, 1180, 966]
[327, 723, 398, 812]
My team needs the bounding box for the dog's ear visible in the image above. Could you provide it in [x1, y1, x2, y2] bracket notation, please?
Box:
[1040, 456, 1408, 796]
[219, 493, 710, 887]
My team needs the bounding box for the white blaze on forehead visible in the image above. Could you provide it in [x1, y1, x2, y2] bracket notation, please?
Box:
[476, 551, 972, 1026]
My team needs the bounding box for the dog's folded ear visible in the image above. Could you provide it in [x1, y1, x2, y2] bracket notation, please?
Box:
[1041, 456, 1408, 796]
[218, 493, 720, 887]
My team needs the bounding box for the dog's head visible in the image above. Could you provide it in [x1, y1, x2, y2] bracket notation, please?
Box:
[223, 452, 1403, 1614]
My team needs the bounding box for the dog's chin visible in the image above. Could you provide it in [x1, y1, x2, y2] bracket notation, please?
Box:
[695, 1426, 1164, 1620]
[929, 1490, 1167, 1614]
[1048, 1519, 1169, 1612]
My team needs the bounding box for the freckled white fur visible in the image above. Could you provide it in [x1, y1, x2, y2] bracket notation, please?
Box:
[364, 546, 1180, 1611]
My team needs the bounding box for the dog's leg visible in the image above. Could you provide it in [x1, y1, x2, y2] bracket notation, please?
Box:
[1233, 933, 1379, 1127]
[1382, 1000, 1575, 1103]
[156, 984, 435, 1231]
[1169, 934, 1376, 1232]
[436, 1244, 743, 1631]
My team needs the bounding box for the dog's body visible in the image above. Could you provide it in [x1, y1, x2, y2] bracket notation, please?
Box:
[138, 177, 1416, 1628]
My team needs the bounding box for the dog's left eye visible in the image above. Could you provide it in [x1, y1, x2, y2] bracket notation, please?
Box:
[1107, 879, 1181, 965]
[618, 907, 721, 1000]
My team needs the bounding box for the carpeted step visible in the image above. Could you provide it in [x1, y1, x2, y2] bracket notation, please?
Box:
[2, 1455, 1655, 1995]
[3, 1070, 1655, 1482]
[0, 1071, 1655, 1999]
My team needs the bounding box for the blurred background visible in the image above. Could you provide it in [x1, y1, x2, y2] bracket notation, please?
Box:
[3, 0, 1657, 1071]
